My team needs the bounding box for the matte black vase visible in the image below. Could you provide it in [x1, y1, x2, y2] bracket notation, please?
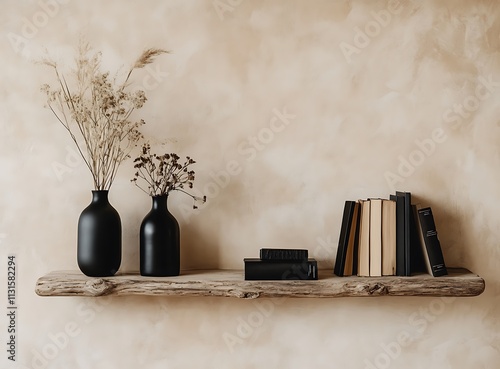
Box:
[140, 194, 180, 277]
[77, 190, 121, 277]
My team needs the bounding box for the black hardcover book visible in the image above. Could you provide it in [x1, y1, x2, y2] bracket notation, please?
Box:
[409, 205, 426, 274]
[244, 258, 318, 280]
[395, 191, 412, 276]
[350, 203, 361, 276]
[260, 248, 308, 261]
[391, 194, 406, 276]
[334, 201, 356, 276]
[416, 207, 448, 277]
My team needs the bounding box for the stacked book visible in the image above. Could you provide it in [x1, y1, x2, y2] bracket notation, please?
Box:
[244, 249, 318, 280]
[334, 191, 447, 278]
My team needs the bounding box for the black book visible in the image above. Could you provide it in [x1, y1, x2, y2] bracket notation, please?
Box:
[391, 194, 406, 276]
[260, 248, 308, 261]
[415, 207, 448, 277]
[350, 204, 361, 276]
[395, 191, 412, 276]
[409, 205, 426, 274]
[334, 201, 357, 277]
[244, 258, 318, 280]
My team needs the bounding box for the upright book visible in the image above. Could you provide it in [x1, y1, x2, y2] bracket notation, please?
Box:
[369, 198, 383, 277]
[334, 201, 360, 277]
[357, 199, 371, 277]
[409, 204, 427, 274]
[395, 191, 412, 276]
[382, 199, 396, 276]
[391, 193, 406, 276]
[415, 206, 448, 277]
[244, 258, 318, 280]
[344, 202, 360, 276]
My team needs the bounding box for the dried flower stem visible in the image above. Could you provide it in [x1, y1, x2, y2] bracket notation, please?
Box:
[131, 143, 206, 208]
[41, 41, 168, 190]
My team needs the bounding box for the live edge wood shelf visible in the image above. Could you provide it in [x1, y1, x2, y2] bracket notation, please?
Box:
[35, 268, 484, 299]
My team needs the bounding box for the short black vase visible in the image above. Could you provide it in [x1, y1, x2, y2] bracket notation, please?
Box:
[140, 194, 180, 277]
[77, 190, 121, 277]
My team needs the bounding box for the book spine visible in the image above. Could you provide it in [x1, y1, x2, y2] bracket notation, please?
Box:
[260, 249, 308, 261]
[417, 207, 448, 277]
[396, 191, 411, 276]
[357, 200, 371, 276]
[334, 201, 356, 276]
[244, 259, 318, 280]
[409, 205, 426, 274]
[351, 204, 361, 276]
[343, 201, 360, 276]
[392, 194, 405, 276]
[382, 199, 396, 276]
[369, 199, 382, 276]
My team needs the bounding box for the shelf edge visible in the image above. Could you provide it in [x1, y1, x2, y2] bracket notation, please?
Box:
[35, 268, 485, 299]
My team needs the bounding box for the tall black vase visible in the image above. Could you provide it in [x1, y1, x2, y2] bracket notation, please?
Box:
[140, 194, 180, 277]
[77, 190, 121, 277]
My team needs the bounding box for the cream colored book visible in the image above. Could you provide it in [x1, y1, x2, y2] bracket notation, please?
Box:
[369, 198, 382, 277]
[357, 199, 370, 277]
[382, 199, 397, 276]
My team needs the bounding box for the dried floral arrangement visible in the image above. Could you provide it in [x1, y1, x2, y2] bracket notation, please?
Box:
[131, 143, 206, 208]
[40, 41, 167, 190]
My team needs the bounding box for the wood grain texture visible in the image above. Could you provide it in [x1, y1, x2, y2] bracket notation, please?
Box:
[35, 268, 485, 299]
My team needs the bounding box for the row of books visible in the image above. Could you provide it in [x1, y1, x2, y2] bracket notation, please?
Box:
[334, 191, 448, 278]
[244, 249, 318, 280]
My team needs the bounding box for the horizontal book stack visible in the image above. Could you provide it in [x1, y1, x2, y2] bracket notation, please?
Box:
[334, 191, 447, 278]
[244, 248, 318, 280]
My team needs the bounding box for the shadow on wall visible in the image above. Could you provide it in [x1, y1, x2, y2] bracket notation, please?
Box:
[411, 194, 465, 269]
[174, 164, 252, 270]
[181, 221, 220, 270]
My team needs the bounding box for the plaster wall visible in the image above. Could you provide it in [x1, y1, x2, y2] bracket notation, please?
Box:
[1, 1, 499, 368]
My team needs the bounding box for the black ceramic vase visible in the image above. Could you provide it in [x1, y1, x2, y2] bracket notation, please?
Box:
[140, 194, 180, 277]
[77, 190, 121, 277]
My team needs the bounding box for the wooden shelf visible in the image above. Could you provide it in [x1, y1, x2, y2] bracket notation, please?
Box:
[35, 268, 485, 299]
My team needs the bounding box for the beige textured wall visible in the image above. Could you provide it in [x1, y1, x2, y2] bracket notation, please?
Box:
[1, 0, 499, 368]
